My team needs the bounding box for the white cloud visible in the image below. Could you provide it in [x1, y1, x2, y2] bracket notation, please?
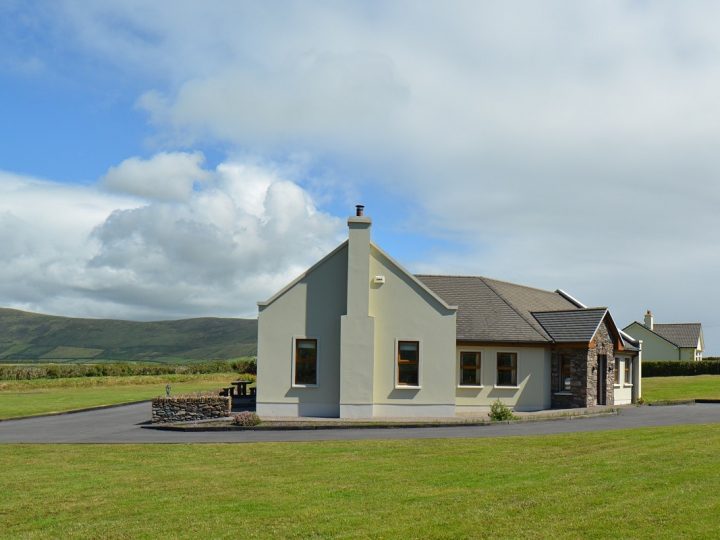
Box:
[101, 151, 210, 201]
[0, 160, 343, 320]
[6, 2, 720, 349]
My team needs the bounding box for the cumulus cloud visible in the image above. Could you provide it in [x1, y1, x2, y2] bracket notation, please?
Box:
[101, 151, 210, 201]
[0, 160, 343, 320]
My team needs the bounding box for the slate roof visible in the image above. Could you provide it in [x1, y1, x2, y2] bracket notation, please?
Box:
[652, 323, 702, 348]
[531, 308, 609, 343]
[415, 275, 580, 343]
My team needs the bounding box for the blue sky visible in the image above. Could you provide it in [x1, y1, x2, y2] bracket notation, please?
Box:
[1, 1, 719, 353]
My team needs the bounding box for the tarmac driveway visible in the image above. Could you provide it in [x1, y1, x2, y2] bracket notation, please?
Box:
[0, 402, 718, 444]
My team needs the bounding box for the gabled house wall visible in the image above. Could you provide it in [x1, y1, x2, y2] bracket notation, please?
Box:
[256, 244, 348, 417]
[624, 322, 680, 362]
[368, 246, 457, 417]
[257, 213, 458, 419]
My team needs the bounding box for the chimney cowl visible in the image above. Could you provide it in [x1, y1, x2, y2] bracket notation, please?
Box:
[355, 204, 365, 217]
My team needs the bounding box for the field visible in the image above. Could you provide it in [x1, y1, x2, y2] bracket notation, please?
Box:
[642, 375, 720, 403]
[1, 424, 719, 538]
[0, 373, 240, 420]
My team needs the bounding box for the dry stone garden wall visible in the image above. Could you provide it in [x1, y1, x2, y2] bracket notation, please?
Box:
[152, 395, 231, 423]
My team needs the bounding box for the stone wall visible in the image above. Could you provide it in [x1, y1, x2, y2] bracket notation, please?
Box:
[551, 320, 616, 409]
[589, 320, 615, 407]
[551, 347, 591, 408]
[152, 395, 231, 423]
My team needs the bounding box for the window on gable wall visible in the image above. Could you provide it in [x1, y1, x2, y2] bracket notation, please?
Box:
[397, 341, 419, 386]
[294, 338, 318, 386]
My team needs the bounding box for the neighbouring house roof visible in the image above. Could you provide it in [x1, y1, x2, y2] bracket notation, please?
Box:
[531, 308, 609, 343]
[652, 323, 702, 349]
[416, 275, 579, 343]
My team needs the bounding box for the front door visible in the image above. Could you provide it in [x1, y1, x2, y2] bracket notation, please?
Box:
[596, 355, 607, 405]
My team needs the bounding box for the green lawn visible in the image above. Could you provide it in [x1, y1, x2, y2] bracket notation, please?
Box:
[642, 375, 720, 403]
[1, 424, 720, 538]
[0, 373, 242, 419]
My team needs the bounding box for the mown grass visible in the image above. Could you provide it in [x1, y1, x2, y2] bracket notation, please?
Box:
[642, 374, 720, 403]
[0, 373, 244, 419]
[1, 424, 720, 538]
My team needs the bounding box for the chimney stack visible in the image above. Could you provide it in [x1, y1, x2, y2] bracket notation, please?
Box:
[644, 310, 654, 330]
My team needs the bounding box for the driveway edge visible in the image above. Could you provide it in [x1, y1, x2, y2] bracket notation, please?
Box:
[0, 400, 151, 422]
[144, 408, 620, 432]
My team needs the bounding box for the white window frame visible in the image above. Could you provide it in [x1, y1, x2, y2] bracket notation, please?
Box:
[292, 336, 319, 388]
[623, 357, 633, 387]
[458, 350, 483, 388]
[495, 351, 519, 389]
[613, 357, 622, 388]
[395, 338, 422, 389]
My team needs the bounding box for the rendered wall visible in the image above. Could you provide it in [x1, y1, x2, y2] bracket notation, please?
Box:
[368, 246, 457, 417]
[256, 245, 348, 417]
[624, 323, 679, 362]
[455, 345, 551, 412]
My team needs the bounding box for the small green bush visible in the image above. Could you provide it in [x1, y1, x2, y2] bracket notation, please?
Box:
[233, 411, 261, 427]
[489, 399, 517, 422]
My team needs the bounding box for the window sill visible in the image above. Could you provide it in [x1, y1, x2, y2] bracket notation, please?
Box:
[493, 385, 519, 390]
[553, 391, 573, 396]
[292, 384, 318, 389]
[457, 385, 484, 389]
[395, 385, 421, 390]
[613, 384, 621, 388]
[624, 384, 633, 387]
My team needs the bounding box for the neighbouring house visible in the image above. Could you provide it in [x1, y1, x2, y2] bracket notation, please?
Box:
[256, 207, 642, 418]
[624, 311, 703, 362]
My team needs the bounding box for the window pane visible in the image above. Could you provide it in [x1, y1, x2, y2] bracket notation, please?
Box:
[497, 369, 516, 386]
[295, 339, 317, 385]
[399, 342, 419, 362]
[560, 356, 571, 391]
[398, 363, 419, 386]
[614, 359, 620, 384]
[625, 359, 632, 384]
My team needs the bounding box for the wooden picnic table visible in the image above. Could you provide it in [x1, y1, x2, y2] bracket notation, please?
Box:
[231, 380, 251, 397]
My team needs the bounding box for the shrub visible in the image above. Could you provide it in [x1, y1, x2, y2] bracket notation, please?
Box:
[0, 359, 255, 381]
[642, 359, 720, 377]
[488, 399, 517, 422]
[232, 411, 261, 427]
[230, 358, 257, 375]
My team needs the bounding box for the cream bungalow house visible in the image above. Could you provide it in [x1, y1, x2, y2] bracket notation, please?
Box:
[256, 207, 642, 418]
[624, 311, 703, 362]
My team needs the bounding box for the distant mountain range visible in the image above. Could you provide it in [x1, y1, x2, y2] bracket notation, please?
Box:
[0, 308, 257, 363]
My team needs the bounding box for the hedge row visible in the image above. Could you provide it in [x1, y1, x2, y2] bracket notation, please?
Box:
[642, 359, 720, 377]
[0, 358, 256, 381]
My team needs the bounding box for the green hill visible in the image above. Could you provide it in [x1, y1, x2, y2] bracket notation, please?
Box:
[0, 308, 257, 363]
